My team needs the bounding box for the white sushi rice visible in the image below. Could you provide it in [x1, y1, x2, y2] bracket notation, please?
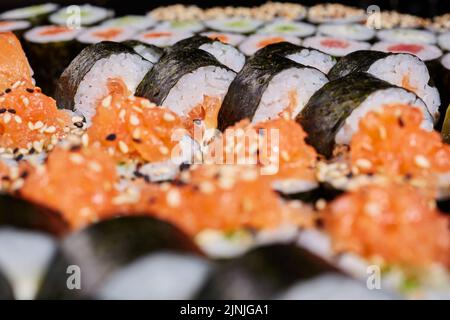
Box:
[0, 3, 58, 20]
[200, 32, 246, 46]
[134, 30, 194, 47]
[199, 41, 245, 72]
[377, 28, 437, 45]
[442, 52, 450, 70]
[128, 43, 162, 64]
[74, 53, 152, 123]
[49, 4, 113, 26]
[0, 228, 56, 300]
[257, 20, 316, 37]
[303, 36, 370, 57]
[0, 20, 31, 32]
[153, 20, 204, 33]
[438, 32, 450, 51]
[101, 15, 156, 30]
[286, 48, 337, 74]
[76, 26, 137, 44]
[367, 53, 441, 120]
[239, 34, 301, 56]
[318, 23, 376, 41]
[24, 25, 84, 43]
[162, 66, 235, 117]
[335, 88, 433, 145]
[204, 17, 264, 34]
[252, 67, 328, 123]
[272, 179, 319, 195]
[372, 41, 443, 61]
[96, 252, 210, 299]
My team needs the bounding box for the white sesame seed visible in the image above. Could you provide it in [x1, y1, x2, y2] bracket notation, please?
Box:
[72, 116, 83, 123]
[22, 97, 29, 106]
[129, 114, 140, 126]
[70, 154, 84, 164]
[199, 181, 215, 194]
[315, 199, 327, 210]
[132, 128, 141, 139]
[27, 122, 34, 130]
[159, 146, 169, 155]
[355, 158, 372, 170]
[166, 189, 181, 207]
[119, 109, 126, 122]
[81, 133, 89, 147]
[44, 125, 56, 133]
[118, 141, 129, 154]
[101, 95, 112, 108]
[88, 161, 102, 172]
[163, 112, 176, 122]
[3, 113, 11, 124]
[34, 121, 43, 130]
[414, 155, 430, 169]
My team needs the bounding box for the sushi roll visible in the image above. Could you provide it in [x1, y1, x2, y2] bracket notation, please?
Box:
[171, 35, 245, 72]
[371, 41, 443, 62]
[297, 72, 433, 157]
[49, 4, 113, 27]
[136, 48, 236, 129]
[255, 42, 337, 74]
[328, 50, 441, 121]
[0, 20, 31, 39]
[377, 28, 437, 45]
[438, 32, 450, 52]
[256, 20, 316, 38]
[217, 54, 328, 130]
[133, 29, 194, 47]
[153, 20, 204, 33]
[238, 34, 301, 56]
[121, 40, 164, 64]
[36, 216, 208, 299]
[200, 31, 246, 46]
[0, 3, 58, 26]
[302, 36, 370, 57]
[24, 25, 84, 95]
[100, 15, 156, 31]
[55, 41, 153, 124]
[307, 4, 366, 24]
[317, 23, 376, 42]
[0, 269, 13, 300]
[435, 53, 450, 130]
[76, 26, 137, 45]
[204, 17, 264, 34]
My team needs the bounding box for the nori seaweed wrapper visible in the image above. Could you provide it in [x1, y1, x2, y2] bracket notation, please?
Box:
[122, 40, 164, 63]
[327, 50, 389, 80]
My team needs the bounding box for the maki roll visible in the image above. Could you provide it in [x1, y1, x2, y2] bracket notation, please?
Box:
[255, 42, 337, 74]
[371, 41, 443, 62]
[0, 269, 13, 300]
[438, 32, 450, 52]
[36, 216, 208, 299]
[0, 20, 31, 39]
[136, 48, 236, 129]
[171, 35, 245, 72]
[133, 29, 194, 47]
[49, 4, 114, 27]
[0, 3, 58, 26]
[100, 15, 156, 31]
[153, 20, 204, 33]
[122, 40, 164, 64]
[204, 17, 263, 34]
[307, 4, 366, 24]
[55, 41, 153, 124]
[317, 23, 376, 42]
[435, 53, 450, 130]
[200, 31, 246, 46]
[256, 20, 316, 38]
[238, 34, 301, 56]
[297, 72, 433, 157]
[302, 36, 370, 57]
[376, 28, 437, 45]
[24, 25, 84, 95]
[76, 26, 137, 45]
[218, 54, 328, 130]
[328, 50, 441, 121]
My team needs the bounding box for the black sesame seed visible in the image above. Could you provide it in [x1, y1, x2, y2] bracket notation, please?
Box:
[74, 121, 84, 128]
[179, 162, 190, 171]
[7, 109, 16, 114]
[143, 175, 150, 183]
[15, 154, 24, 161]
[105, 133, 116, 141]
[69, 145, 82, 152]
[0, 108, 6, 114]
[398, 117, 405, 127]
[4, 88, 11, 93]
[28, 147, 35, 154]
[12, 148, 19, 154]
[132, 138, 142, 144]
[20, 171, 29, 179]
[172, 179, 186, 187]
[133, 170, 143, 178]
[26, 88, 34, 93]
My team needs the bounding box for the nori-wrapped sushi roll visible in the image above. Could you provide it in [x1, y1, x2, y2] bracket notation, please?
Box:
[297, 72, 432, 157]
[435, 53, 450, 131]
[49, 4, 114, 27]
[0, 269, 13, 300]
[0, 3, 59, 26]
[328, 50, 441, 121]
[23, 25, 85, 96]
[36, 216, 207, 299]
[122, 40, 164, 64]
[0, 20, 31, 40]
[217, 54, 328, 131]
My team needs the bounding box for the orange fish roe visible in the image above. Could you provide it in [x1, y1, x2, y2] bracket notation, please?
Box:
[133, 164, 315, 236]
[350, 104, 450, 178]
[19, 146, 119, 228]
[0, 32, 33, 92]
[324, 183, 450, 267]
[185, 95, 222, 132]
[87, 79, 185, 162]
[0, 85, 70, 151]
[257, 36, 286, 48]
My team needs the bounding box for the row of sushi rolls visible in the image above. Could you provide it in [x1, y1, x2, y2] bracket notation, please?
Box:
[0, 1, 449, 300]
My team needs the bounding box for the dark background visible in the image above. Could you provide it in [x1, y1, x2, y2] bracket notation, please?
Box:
[0, 0, 449, 18]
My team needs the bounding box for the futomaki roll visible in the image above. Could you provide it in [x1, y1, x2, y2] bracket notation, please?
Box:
[438, 32, 450, 52]
[297, 72, 433, 157]
[257, 20, 316, 38]
[200, 31, 246, 46]
[204, 17, 264, 34]
[171, 35, 245, 72]
[76, 26, 136, 45]
[255, 42, 337, 74]
[328, 50, 441, 121]
[153, 20, 204, 33]
[302, 36, 370, 57]
[307, 4, 366, 24]
[377, 28, 437, 45]
[24, 25, 85, 95]
[0, 20, 31, 39]
[49, 4, 113, 27]
[136, 48, 236, 129]
[239, 34, 301, 56]
[371, 41, 443, 63]
[317, 23, 376, 42]
[100, 15, 156, 31]
[122, 40, 164, 64]
[0, 3, 58, 26]
[134, 30, 194, 47]
[218, 54, 328, 130]
[55, 41, 153, 124]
